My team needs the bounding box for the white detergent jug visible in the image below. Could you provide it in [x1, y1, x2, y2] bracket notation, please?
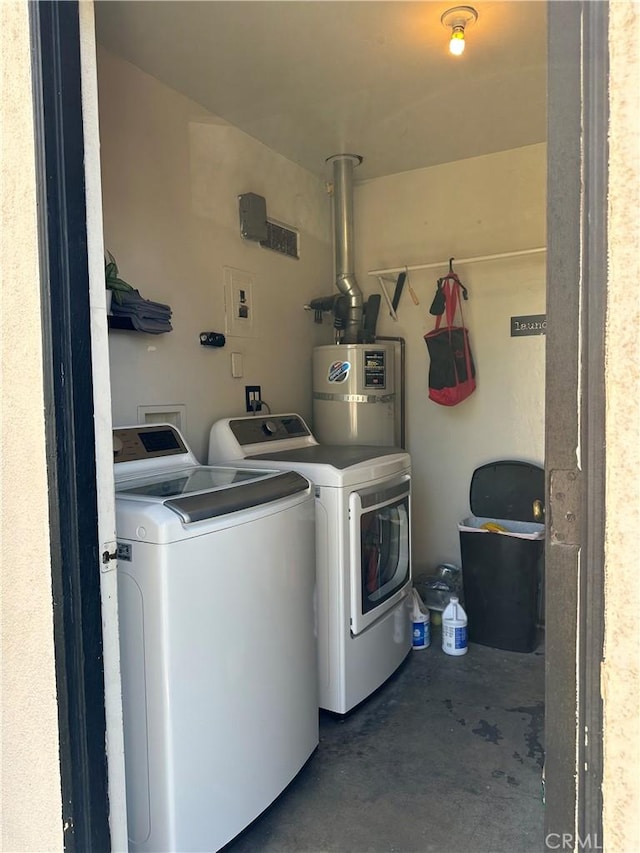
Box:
[442, 595, 468, 656]
[411, 588, 431, 649]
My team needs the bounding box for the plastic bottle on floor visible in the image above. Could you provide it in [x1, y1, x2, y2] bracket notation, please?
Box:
[442, 595, 468, 656]
[411, 588, 431, 649]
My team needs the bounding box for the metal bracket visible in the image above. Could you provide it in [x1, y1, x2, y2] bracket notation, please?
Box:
[376, 275, 398, 321]
[549, 469, 582, 545]
[101, 540, 118, 572]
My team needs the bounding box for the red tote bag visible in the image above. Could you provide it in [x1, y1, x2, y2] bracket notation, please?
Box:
[424, 273, 476, 406]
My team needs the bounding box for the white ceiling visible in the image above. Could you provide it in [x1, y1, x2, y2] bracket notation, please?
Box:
[94, 1, 547, 182]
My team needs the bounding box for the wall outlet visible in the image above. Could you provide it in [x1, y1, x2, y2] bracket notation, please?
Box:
[245, 385, 262, 412]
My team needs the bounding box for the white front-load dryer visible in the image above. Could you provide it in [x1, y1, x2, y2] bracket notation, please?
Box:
[114, 424, 318, 852]
[208, 413, 413, 715]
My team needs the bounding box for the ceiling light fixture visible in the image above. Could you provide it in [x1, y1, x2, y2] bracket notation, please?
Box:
[441, 5, 478, 56]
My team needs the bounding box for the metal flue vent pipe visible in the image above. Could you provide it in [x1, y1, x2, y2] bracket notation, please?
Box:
[327, 153, 363, 343]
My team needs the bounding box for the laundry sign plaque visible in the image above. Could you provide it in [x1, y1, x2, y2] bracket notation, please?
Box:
[510, 314, 547, 337]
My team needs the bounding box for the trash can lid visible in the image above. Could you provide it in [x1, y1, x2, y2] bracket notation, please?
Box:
[469, 460, 544, 522]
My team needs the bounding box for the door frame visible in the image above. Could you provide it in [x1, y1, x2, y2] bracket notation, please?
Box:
[30, 2, 111, 849]
[545, 1, 607, 845]
[30, 0, 608, 847]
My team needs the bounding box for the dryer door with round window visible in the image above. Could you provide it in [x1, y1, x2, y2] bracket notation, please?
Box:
[349, 475, 411, 635]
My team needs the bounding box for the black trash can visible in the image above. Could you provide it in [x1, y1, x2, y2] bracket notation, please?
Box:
[459, 460, 544, 653]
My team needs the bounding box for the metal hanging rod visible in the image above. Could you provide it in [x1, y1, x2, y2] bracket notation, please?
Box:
[367, 246, 546, 279]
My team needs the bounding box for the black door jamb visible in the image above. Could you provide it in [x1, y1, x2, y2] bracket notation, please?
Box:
[30, 2, 111, 849]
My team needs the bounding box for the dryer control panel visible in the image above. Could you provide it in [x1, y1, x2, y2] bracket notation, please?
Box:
[209, 413, 317, 462]
[230, 415, 311, 447]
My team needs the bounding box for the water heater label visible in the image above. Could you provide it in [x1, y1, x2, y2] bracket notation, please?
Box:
[364, 350, 386, 388]
[328, 360, 351, 383]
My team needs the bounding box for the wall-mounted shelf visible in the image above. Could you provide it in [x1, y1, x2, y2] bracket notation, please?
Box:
[368, 247, 547, 321]
[107, 315, 172, 334]
[367, 247, 546, 279]
[107, 315, 137, 331]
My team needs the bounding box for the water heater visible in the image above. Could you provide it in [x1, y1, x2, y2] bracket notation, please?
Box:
[312, 343, 396, 446]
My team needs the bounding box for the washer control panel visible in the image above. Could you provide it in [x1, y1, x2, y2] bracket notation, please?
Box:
[113, 425, 188, 463]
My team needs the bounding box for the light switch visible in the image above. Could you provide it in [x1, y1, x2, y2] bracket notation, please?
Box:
[231, 352, 243, 378]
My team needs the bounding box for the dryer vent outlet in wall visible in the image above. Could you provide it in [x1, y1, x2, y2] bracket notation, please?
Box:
[261, 220, 299, 259]
[238, 193, 299, 259]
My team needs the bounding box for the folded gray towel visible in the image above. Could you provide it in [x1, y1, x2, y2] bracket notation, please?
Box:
[111, 289, 173, 325]
[124, 315, 173, 334]
[113, 304, 172, 322]
[114, 289, 171, 313]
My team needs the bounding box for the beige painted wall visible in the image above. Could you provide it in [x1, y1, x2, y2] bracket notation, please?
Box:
[98, 45, 546, 571]
[0, 2, 63, 850]
[354, 144, 546, 571]
[97, 48, 333, 462]
[603, 3, 640, 851]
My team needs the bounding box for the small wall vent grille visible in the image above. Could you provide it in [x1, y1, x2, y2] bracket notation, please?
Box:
[261, 220, 299, 259]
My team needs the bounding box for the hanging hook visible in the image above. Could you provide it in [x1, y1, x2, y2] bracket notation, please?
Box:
[447, 257, 469, 300]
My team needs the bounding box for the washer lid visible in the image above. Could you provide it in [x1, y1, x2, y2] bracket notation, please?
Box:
[116, 466, 309, 523]
[469, 460, 544, 522]
[164, 470, 308, 523]
[115, 465, 260, 498]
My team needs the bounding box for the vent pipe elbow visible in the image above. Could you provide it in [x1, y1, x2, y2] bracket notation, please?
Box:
[327, 154, 363, 343]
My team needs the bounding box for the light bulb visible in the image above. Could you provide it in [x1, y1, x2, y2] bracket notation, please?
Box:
[441, 7, 477, 56]
[449, 26, 465, 56]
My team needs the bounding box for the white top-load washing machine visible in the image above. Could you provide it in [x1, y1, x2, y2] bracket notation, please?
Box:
[113, 424, 318, 853]
[208, 413, 412, 715]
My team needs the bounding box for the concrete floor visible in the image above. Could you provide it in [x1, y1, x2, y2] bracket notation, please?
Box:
[224, 629, 545, 853]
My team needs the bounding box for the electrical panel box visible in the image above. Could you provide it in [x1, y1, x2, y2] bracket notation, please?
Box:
[224, 267, 256, 338]
[238, 193, 268, 242]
